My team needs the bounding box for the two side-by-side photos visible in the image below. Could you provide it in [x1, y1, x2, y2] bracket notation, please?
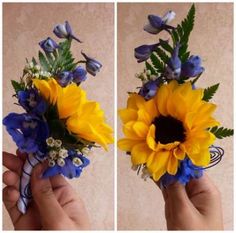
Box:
[2, 2, 233, 231]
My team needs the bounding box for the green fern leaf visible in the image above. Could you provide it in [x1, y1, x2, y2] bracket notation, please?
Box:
[155, 48, 169, 64]
[202, 83, 220, 102]
[39, 51, 50, 71]
[150, 53, 164, 72]
[210, 126, 234, 139]
[145, 61, 157, 75]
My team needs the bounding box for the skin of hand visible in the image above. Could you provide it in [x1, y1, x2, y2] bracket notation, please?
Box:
[3, 151, 90, 230]
[160, 174, 223, 230]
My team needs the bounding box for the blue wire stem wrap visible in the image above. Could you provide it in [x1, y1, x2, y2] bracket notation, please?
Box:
[17, 153, 42, 214]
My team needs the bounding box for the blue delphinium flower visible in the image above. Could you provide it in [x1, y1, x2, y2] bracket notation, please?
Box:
[81, 52, 102, 76]
[134, 43, 160, 63]
[160, 157, 203, 187]
[72, 66, 87, 84]
[181, 55, 205, 78]
[39, 37, 59, 53]
[18, 89, 47, 115]
[43, 150, 90, 179]
[139, 79, 162, 100]
[165, 43, 181, 80]
[53, 21, 82, 43]
[56, 71, 73, 87]
[144, 11, 176, 34]
[3, 113, 49, 155]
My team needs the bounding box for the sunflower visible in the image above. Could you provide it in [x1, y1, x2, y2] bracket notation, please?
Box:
[33, 78, 113, 150]
[118, 80, 219, 181]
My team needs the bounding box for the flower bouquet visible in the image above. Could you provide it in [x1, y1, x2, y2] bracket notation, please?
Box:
[118, 5, 233, 187]
[3, 21, 113, 214]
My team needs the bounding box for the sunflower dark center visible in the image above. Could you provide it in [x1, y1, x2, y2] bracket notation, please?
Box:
[153, 115, 185, 144]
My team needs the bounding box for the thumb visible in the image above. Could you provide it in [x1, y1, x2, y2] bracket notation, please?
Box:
[31, 163, 66, 225]
[165, 181, 191, 210]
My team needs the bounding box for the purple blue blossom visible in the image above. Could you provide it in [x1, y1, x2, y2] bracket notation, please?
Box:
[81, 52, 102, 76]
[17, 89, 47, 115]
[39, 37, 59, 53]
[72, 66, 87, 84]
[181, 55, 205, 78]
[139, 79, 162, 100]
[53, 21, 82, 43]
[134, 43, 160, 63]
[3, 113, 49, 155]
[144, 11, 176, 35]
[160, 157, 203, 187]
[165, 43, 181, 79]
[56, 71, 73, 87]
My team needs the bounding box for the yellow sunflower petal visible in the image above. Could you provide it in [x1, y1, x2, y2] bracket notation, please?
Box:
[173, 146, 185, 160]
[146, 124, 157, 151]
[119, 109, 138, 123]
[117, 138, 142, 151]
[152, 150, 171, 181]
[133, 121, 149, 138]
[167, 154, 179, 175]
[127, 94, 146, 109]
[131, 143, 152, 165]
[189, 149, 211, 167]
[33, 79, 52, 102]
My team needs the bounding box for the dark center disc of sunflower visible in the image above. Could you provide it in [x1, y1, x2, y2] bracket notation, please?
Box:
[153, 115, 185, 144]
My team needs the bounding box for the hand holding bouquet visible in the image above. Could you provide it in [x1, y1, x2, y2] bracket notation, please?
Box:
[3, 21, 113, 214]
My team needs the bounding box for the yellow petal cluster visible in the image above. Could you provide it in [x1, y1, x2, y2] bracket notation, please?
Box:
[118, 80, 219, 181]
[33, 78, 113, 150]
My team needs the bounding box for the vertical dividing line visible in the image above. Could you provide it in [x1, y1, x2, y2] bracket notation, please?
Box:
[114, 1, 118, 231]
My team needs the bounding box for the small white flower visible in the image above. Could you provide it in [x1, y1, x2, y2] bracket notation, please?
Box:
[57, 158, 65, 167]
[46, 137, 55, 147]
[29, 62, 34, 68]
[54, 139, 62, 148]
[81, 147, 90, 156]
[48, 150, 57, 159]
[146, 70, 151, 76]
[35, 65, 41, 71]
[72, 157, 82, 167]
[59, 148, 68, 158]
[48, 160, 56, 167]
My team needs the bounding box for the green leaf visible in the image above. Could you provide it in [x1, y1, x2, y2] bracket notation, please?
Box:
[32, 57, 37, 65]
[150, 53, 164, 72]
[39, 51, 50, 71]
[210, 126, 234, 139]
[11, 80, 24, 93]
[159, 39, 173, 54]
[155, 47, 169, 63]
[145, 61, 157, 75]
[171, 4, 195, 60]
[202, 83, 219, 101]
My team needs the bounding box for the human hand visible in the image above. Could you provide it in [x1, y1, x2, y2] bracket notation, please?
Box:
[3, 151, 90, 230]
[160, 174, 223, 230]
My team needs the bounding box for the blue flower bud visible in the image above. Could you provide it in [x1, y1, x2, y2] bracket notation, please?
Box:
[181, 55, 204, 78]
[134, 43, 159, 63]
[53, 21, 82, 43]
[81, 52, 102, 76]
[56, 71, 73, 87]
[39, 37, 59, 53]
[144, 11, 176, 34]
[72, 66, 87, 84]
[165, 43, 181, 79]
[138, 79, 161, 100]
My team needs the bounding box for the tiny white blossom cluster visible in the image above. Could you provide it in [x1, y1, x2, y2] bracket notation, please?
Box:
[46, 137, 83, 168]
[131, 165, 151, 181]
[24, 62, 51, 83]
[135, 69, 158, 84]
